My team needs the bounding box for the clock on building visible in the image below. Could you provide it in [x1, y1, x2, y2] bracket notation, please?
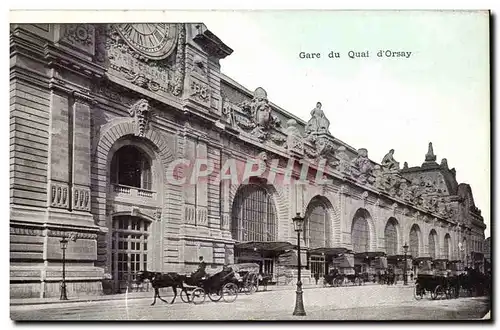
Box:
[115, 23, 178, 60]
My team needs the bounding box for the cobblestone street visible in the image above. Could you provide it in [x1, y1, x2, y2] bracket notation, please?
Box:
[10, 285, 490, 321]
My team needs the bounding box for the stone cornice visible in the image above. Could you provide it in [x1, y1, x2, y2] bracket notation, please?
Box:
[44, 43, 106, 79]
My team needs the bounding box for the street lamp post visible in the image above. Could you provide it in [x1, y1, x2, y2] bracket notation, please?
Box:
[292, 212, 306, 316]
[403, 243, 409, 286]
[60, 237, 69, 300]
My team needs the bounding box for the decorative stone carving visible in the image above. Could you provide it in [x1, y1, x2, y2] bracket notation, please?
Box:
[335, 146, 351, 174]
[339, 185, 349, 195]
[305, 102, 330, 139]
[184, 204, 196, 225]
[154, 208, 162, 221]
[191, 55, 207, 77]
[398, 179, 412, 202]
[197, 207, 208, 226]
[50, 182, 69, 209]
[381, 149, 400, 171]
[72, 186, 91, 212]
[95, 23, 186, 97]
[221, 99, 235, 126]
[441, 158, 449, 169]
[129, 99, 151, 137]
[60, 24, 95, 54]
[10, 226, 43, 236]
[361, 191, 369, 201]
[403, 161, 409, 169]
[269, 133, 287, 146]
[285, 119, 304, 156]
[48, 230, 97, 240]
[237, 87, 281, 142]
[189, 80, 211, 105]
[425, 142, 437, 162]
[350, 148, 374, 184]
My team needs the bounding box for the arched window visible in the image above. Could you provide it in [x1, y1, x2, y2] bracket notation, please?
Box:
[111, 215, 150, 290]
[231, 185, 277, 242]
[384, 218, 398, 255]
[305, 197, 330, 249]
[351, 209, 370, 253]
[444, 234, 451, 260]
[111, 145, 152, 190]
[429, 230, 437, 259]
[409, 224, 420, 258]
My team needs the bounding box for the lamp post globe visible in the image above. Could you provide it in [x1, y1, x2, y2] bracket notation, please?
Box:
[292, 212, 306, 316]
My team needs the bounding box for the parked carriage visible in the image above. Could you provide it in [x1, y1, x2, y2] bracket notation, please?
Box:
[323, 269, 363, 287]
[414, 273, 457, 300]
[231, 263, 260, 294]
[180, 266, 239, 305]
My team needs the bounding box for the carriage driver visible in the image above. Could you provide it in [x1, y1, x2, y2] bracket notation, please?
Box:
[191, 256, 208, 282]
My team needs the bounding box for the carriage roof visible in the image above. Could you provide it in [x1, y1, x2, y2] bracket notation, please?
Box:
[230, 263, 260, 273]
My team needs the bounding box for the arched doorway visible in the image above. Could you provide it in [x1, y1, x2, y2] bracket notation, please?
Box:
[304, 196, 331, 278]
[409, 224, 421, 258]
[351, 210, 370, 253]
[444, 233, 451, 260]
[111, 215, 151, 292]
[231, 184, 278, 276]
[428, 229, 438, 259]
[384, 218, 399, 256]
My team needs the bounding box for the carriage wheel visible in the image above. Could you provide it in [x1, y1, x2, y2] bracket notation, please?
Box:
[414, 284, 423, 300]
[446, 286, 456, 300]
[222, 283, 238, 303]
[191, 288, 206, 305]
[432, 285, 445, 300]
[247, 283, 258, 295]
[208, 289, 223, 302]
[180, 289, 191, 303]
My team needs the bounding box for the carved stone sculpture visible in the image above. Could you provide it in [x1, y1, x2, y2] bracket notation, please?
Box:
[285, 119, 304, 156]
[425, 142, 437, 162]
[238, 87, 281, 142]
[335, 146, 351, 174]
[381, 149, 400, 171]
[351, 148, 374, 184]
[129, 98, 151, 137]
[305, 102, 330, 139]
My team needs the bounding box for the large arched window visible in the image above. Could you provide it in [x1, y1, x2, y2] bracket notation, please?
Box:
[444, 234, 451, 260]
[351, 209, 371, 253]
[384, 218, 398, 255]
[428, 229, 438, 259]
[231, 185, 277, 242]
[305, 197, 330, 249]
[111, 145, 152, 190]
[111, 215, 150, 290]
[409, 224, 420, 258]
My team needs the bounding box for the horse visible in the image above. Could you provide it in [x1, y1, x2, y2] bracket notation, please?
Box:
[135, 270, 187, 306]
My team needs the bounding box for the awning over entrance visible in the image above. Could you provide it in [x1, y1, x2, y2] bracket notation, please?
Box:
[354, 251, 386, 259]
[387, 254, 409, 262]
[235, 241, 297, 252]
[308, 247, 352, 256]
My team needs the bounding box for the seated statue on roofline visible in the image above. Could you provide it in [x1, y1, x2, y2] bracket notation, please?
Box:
[305, 102, 330, 139]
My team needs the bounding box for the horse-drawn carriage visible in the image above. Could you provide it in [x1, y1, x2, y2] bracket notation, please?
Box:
[323, 269, 363, 287]
[179, 265, 240, 305]
[231, 263, 260, 294]
[414, 259, 458, 300]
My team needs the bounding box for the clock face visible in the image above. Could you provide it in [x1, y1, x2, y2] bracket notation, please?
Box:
[115, 23, 178, 60]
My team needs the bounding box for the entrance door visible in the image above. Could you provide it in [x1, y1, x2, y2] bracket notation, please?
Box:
[111, 216, 150, 292]
[309, 255, 326, 278]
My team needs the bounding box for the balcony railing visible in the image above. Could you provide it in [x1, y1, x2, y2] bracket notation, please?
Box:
[111, 184, 156, 200]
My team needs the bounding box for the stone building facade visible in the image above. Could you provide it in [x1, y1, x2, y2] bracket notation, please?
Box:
[10, 23, 487, 298]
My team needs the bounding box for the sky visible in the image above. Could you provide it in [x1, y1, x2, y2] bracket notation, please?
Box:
[199, 11, 490, 237]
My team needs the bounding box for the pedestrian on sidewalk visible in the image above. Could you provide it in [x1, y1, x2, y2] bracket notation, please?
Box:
[314, 272, 320, 285]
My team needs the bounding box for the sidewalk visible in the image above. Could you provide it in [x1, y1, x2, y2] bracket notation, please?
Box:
[11, 282, 414, 307]
[10, 282, 322, 307]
